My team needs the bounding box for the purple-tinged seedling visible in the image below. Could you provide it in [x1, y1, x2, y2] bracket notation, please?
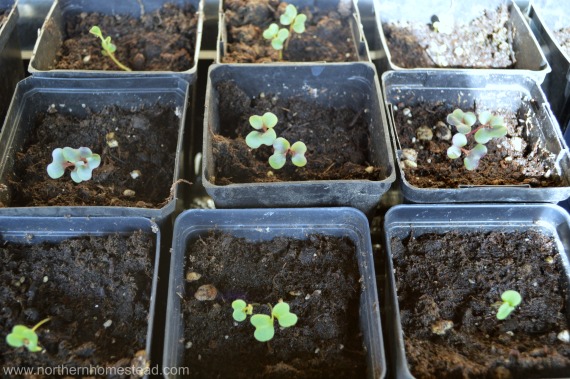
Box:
[446, 109, 507, 170]
[246, 112, 278, 149]
[269, 137, 307, 170]
[47, 147, 101, 183]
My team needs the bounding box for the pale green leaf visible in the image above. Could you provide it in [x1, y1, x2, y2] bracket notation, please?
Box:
[447, 145, 462, 159]
[249, 115, 264, 130]
[271, 39, 284, 50]
[463, 112, 476, 127]
[464, 155, 481, 171]
[291, 153, 307, 167]
[290, 141, 307, 155]
[269, 153, 287, 169]
[253, 325, 275, 342]
[273, 137, 290, 153]
[280, 4, 297, 25]
[474, 128, 492, 144]
[251, 314, 272, 328]
[277, 312, 298, 327]
[62, 147, 80, 162]
[478, 111, 492, 125]
[501, 290, 521, 307]
[47, 162, 65, 179]
[246, 131, 264, 149]
[277, 28, 290, 42]
[89, 26, 103, 38]
[451, 133, 467, 147]
[260, 128, 277, 146]
[263, 24, 279, 40]
[496, 303, 514, 320]
[293, 14, 307, 33]
[262, 112, 278, 129]
[86, 154, 101, 169]
[470, 143, 488, 158]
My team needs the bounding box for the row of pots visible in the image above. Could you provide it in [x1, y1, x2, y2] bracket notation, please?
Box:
[4, 204, 570, 378]
[0, 0, 569, 378]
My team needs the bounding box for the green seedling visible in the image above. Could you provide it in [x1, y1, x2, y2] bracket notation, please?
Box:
[47, 147, 101, 183]
[496, 290, 522, 320]
[6, 317, 51, 352]
[231, 299, 298, 342]
[231, 299, 253, 322]
[89, 26, 131, 71]
[263, 4, 306, 59]
[246, 112, 278, 148]
[269, 137, 307, 170]
[446, 109, 507, 170]
[250, 302, 298, 342]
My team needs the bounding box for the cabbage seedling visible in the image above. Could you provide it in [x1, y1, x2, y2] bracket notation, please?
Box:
[269, 137, 307, 170]
[231, 299, 253, 322]
[263, 4, 306, 59]
[6, 317, 51, 352]
[89, 26, 131, 71]
[446, 109, 507, 170]
[47, 147, 101, 183]
[496, 290, 522, 320]
[246, 112, 278, 148]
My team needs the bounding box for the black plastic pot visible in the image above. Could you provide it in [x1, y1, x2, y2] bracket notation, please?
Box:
[28, 0, 204, 83]
[217, 0, 370, 63]
[375, 0, 550, 83]
[202, 63, 396, 214]
[0, 215, 161, 377]
[383, 204, 570, 378]
[0, 0, 23, 126]
[163, 207, 386, 378]
[382, 70, 570, 203]
[0, 76, 189, 223]
[527, 2, 570, 138]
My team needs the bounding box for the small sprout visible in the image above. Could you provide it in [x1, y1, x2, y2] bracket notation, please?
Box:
[231, 300, 298, 342]
[496, 290, 522, 320]
[250, 302, 298, 342]
[262, 23, 290, 51]
[269, 138, 307, 170]
[89, 26, 131, 71]
[246, 112, 278, 148]
[6, 317, 51, 352]
[263, 4, 306, 59]
[446, 109, 507, 170]
[47, 147, 101, 183]
[231, 299, 253, 322]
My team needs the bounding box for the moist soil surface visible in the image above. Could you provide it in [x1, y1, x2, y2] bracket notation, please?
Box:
[182, 232, 368, 378]
[52, 3, 198, 71]
[223, 0, 359, 63]
[211, 81, 387, 184]
[0, 231, 154, 376]
[554, 27, 570, 57]
[383, 5, 515, 68]
[392, 102, 561, 188]
[391, 230, 570, 378]
[6, 104, 179, 208]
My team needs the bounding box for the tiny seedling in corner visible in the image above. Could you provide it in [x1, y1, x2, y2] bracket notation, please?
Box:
[231, 299, 298, 342]
[47, 147, 101, 183]
[496, 290, 522, 320]
[246, 112, 278, 148]
[263, 4, 306, 59]
[269, 137, 307, 170]
[231, 299, 253, 322]
[6, 317, 51, 352]
[446, 109, 507, 170]
[89, 26, 131, 71]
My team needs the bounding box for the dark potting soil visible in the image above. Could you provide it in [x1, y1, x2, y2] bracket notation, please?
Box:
[392, 102, 562, 188]
[223, 0, 359, 63]
[383, 5, 515, 68]
[6, 104, 179, 208]
[182, 232, 367, 378]
[52, 3, 198, 71]
[0, 231, 154, 376]
[391, 230, 570, 378]
[554, 27, 570, 57]
[211, 81, 387, 184]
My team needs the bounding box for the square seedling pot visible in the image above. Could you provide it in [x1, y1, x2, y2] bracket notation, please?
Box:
[217, 0, 369, 63]
[0, 0, 23, 126]
[28, 0, 204, 83]
[383, 204, 570, 378]
[202, 63, 396, 214]
[528, 2, 570, 136]
[0, 216, 160, 377]
[0, 76, 189, 223]
[375, 0, 550, 83]
[163, 207, 386, 378]
[382, 70, 570, 203]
